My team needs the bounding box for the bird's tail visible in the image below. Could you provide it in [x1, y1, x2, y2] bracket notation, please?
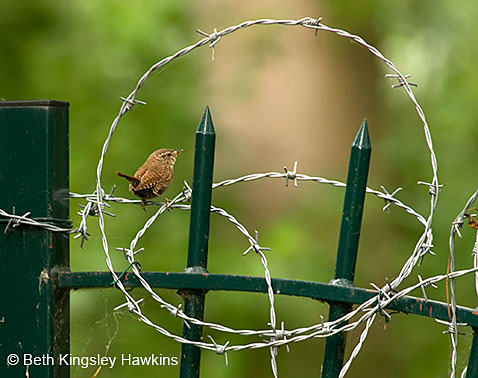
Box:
[117, 171, 140, 186]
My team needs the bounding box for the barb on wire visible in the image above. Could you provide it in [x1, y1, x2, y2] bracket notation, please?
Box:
[196, 28, 222, 48]
[284, 161, 298, 187]
[71, 186, 118, 247]
[436, 319, 467, 335]
[182, 180, 193, 202]
[161, 303, 191, 329]
[385, 73, 417, 88]
[417, 180, 443, 196]
[75, 185, 117, 217]
[115, 246, 145, 259]
[380, 186, 402, 213]
[419, 241, 436, 259]
[370, 283, 394, 322]
[114, 297, 144, 312]
[417, 274, 437, 302]
[243, 230, 271, 256]
[120, 96, 147, 111]
[208, 335, 230, 366]
[197, 28, 221, 60]
[272, 321, 290, 353]
[307, 17, 323, 36]
[3, 206, 30, 233]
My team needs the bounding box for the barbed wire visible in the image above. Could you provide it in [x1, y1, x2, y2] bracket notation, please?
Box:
[66, 16, 475, 377]
[0, 207, 72, 234]
[102, 264, 478, 354]
[447, 188, 478, 377]
[70, 166, 426, 241]
[69, 178, 477, 376]
[70, 186, 478, 375]
[69, 165, 427, 366]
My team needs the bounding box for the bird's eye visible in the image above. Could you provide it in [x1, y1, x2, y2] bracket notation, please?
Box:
[167, 152, 171, 157]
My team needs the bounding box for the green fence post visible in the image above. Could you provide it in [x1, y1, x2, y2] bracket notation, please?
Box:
[321, 119, 371, 378]
[466, 327, 478, 377]
[0, 100, 70, 378]
[179, 106, 216, 378]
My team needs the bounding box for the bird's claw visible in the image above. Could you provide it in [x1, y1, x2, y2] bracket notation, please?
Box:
[164, 197, 172, 212]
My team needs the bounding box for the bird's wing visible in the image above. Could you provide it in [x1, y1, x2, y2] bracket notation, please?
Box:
[134, 169, 162, 192]
[153, 170, 173, 196]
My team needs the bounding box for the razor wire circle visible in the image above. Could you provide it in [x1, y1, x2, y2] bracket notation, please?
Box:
[74, 16, 477, 377]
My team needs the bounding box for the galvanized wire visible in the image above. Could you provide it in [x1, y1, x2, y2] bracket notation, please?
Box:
[69, 178, 478, 374]
[446, 188, 478, 377]
[66, 16, 476, 377]
[0, 207, 72, 234]
[70, 177, 478, 371]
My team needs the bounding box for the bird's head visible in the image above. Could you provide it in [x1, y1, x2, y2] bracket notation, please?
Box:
[153, 148, 184, 166]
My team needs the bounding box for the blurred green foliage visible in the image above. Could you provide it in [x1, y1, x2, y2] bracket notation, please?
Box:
[1, 1, 477, 377]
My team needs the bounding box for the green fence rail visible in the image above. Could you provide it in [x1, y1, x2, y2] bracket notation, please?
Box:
[1, 101, 478, 378]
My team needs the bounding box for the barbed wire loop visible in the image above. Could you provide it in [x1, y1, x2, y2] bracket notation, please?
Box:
[64, 16, 478, 377]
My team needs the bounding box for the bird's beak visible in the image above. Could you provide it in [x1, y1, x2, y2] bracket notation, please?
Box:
[175, 149, 185, 155]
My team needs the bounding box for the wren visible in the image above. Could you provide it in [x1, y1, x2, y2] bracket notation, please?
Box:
[117, 148, 184, 210]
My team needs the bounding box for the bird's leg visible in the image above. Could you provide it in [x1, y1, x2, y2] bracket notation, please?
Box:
[159, 196, 172, 211]
[465, 207, 478, 229]
[141, 199, 147, 211]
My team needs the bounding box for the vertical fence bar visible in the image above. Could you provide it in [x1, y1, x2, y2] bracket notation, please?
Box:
[0, 100, 70, 378]
[321, 119, 371, 378]
[180, 106, 216, 378]
[466, 327, 478, 377]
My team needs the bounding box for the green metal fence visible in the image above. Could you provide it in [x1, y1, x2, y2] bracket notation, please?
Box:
[1, 100, 478, 377]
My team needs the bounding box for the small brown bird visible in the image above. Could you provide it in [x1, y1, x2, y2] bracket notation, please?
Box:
[117, 148, 184, 210]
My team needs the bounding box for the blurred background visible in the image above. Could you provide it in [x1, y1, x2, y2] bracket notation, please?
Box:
[1, 0, 477, 377]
